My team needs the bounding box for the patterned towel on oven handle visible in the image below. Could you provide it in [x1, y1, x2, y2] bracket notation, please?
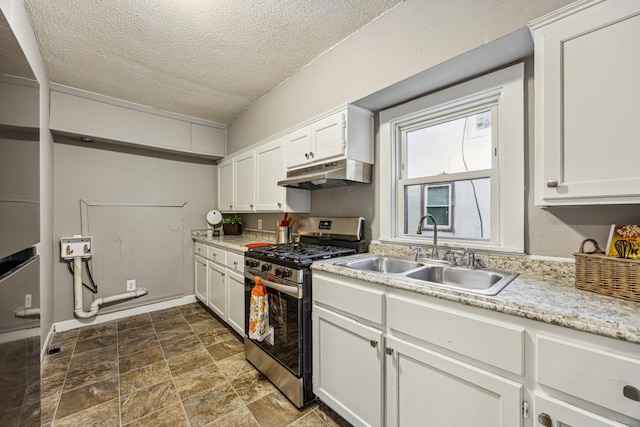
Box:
[249, 276, 269, 341]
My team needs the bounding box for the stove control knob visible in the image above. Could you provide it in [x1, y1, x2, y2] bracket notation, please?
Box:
[261, 264, 271, 272]
[274, 268, 282, 277]
[281, 268, 291, 278]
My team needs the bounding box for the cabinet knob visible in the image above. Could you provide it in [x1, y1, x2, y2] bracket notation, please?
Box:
[250, 204, 253, 209]
[309, 151, 314, 158]
[305, 153, 309, 159]
[546, 179, 559, 188]
[229, 204, 233, 208]
[385, 347, 394, 355]
[623, 385, 640, 401]
[277, 202, 282, 208]
[370, 340, 378, 348]
[537, 413, 552, 427]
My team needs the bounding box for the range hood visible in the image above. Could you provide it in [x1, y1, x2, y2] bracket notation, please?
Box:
[278, 159, 372, 190]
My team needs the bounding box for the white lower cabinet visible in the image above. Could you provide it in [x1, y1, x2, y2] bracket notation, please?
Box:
[535, 334, 640, 427]
[194, 255, 207, 303]
[534, 393, 630, 427]
[313, 271, 640, 427]
[207, 261, 226, 319]
[385, 335, 522, 427]
[312, 271, 523, 427]
[193, 242, 245, 336]
[313, 305, 384, 427]
[226, 269, 245, 336]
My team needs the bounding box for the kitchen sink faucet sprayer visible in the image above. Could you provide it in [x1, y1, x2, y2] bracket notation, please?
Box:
[417, 214, 438, 260]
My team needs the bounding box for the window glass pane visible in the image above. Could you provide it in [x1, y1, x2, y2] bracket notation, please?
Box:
[427, 186, 449, 206]
[405, 110, 492, 179]
[404, 178, 491, 240]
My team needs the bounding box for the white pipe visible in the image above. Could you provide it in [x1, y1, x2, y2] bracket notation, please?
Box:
[73, 257, 148, 319]
[14, 307, 40, 318]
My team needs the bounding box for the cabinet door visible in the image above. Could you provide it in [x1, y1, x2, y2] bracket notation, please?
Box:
[194, 255, 207, 304]
[234, 150, 256, 211]
[534, 393, 631, 427]
[226, 270, 245, 337]
[190, 123, 225, 157]
[218, 159, 234, 212]
[285, 126, 312, 169]
[385, 335, 522, 427]
[255, 138, 286, 211]
[313, 305, 384, 427]
[207, 261, 226, 319]
[533, 1, 640, 205]
[311, 110, 345, 162]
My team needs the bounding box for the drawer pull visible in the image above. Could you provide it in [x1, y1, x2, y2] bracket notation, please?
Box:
[546, 179, 558, 188]
[385, 347, 393, 355]
[537, 413, 552, 427]
[623, 385, 640, 402]
[370, 340, 377, 348]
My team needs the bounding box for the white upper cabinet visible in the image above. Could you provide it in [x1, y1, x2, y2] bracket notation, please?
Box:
[49, 87, 226, 159]
[531, 0, 640, 205]
[190, 123, 226, 158]
[285, 105, 373, 170]
[0, 76, 39, 128]
[217, 158, 234, 212]
[233, 150, 256, 212]
[255, 138, 311, 212]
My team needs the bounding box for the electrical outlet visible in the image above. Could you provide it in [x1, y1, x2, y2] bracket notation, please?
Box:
[126, 280, 136, 291]
[258, 219, 263, 230]
[25, 294, 32, 308]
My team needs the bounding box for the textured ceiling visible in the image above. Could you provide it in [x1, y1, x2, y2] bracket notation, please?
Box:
[23, 0, 402, 124]
[1, 12, 36, 80]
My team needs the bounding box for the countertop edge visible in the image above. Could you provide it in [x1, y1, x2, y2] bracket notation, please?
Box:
[311, 255, 640, 345]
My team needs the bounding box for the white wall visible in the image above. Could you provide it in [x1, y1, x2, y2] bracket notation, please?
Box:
[228, 0, 640, 258]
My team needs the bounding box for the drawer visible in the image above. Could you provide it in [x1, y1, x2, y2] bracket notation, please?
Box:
[537, 334, 640, 420]
[387, 295, 524, 375]
[226, 252, 244, 273]
[207, 246, 226, 265]
[194, 242, 208, 258]
[313, 273, 384, 325]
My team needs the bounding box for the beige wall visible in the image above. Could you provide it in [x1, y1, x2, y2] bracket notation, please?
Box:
[229, 0, 640, 259]
[53, 141, 216, 323]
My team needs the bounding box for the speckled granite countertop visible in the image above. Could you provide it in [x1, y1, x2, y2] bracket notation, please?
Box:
[312, 253, 640, 345]
[192, 232, 640, 344]
[192, 229, 278, 252]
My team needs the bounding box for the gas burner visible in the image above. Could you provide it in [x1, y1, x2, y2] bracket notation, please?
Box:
[248, 242, 356, 264]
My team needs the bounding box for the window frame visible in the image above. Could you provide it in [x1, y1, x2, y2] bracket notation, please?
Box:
[378, 63, 525, 253]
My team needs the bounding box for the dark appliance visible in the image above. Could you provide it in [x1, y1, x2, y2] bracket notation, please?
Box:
[244, 217, 366, 408]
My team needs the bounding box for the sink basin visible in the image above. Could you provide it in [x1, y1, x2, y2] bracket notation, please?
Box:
[404, 265, 517, 295]
[335, 255, 517, 296]
[336, 257, 424, 274]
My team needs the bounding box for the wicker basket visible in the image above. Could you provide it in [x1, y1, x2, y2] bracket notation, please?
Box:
[574, 238, 640, 303]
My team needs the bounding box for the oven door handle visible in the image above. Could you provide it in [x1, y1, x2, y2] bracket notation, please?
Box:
[245, 273, 301, 298]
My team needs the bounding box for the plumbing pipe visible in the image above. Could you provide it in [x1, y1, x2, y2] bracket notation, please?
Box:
[73, 257, 148, 319]
[15, 307, 40, 318]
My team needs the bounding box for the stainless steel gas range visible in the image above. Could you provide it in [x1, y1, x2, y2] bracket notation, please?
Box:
[243, 217, 366, 408]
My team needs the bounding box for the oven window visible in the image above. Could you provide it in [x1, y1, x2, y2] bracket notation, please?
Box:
[245, 280, 302, 376]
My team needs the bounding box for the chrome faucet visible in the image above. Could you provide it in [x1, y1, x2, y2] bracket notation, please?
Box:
[416, 214, 438, 260]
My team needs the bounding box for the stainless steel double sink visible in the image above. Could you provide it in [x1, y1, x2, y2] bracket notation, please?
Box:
[334, 256, 518, 296]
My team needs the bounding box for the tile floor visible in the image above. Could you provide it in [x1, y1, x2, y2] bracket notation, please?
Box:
[40, 302, 351, 427]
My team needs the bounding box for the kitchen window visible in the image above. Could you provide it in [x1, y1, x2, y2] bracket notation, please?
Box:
[380, 63, 524, 253]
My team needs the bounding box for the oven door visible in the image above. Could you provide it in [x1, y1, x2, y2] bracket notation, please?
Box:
[244, 272, 303, 377]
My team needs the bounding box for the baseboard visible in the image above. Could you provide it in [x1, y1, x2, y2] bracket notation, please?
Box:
[0, 327, 41, 345]
[51, 295, 197, 334]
